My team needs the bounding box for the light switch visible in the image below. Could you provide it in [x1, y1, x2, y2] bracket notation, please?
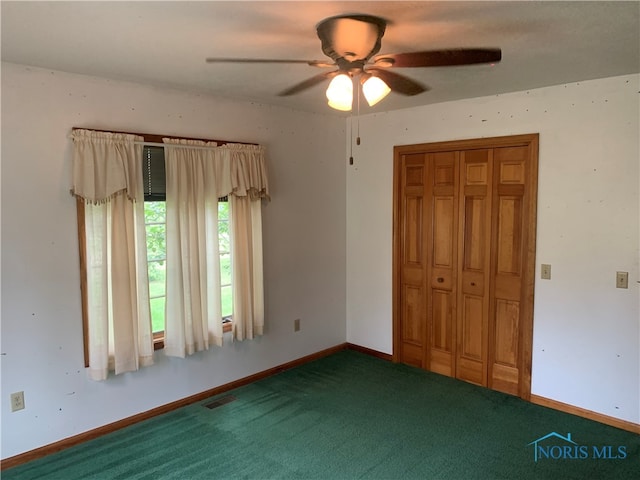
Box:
[616, 272, 628, 289]
[541, 264, 551, 280]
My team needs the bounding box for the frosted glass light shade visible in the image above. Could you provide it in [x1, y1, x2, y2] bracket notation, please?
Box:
[362, 76, 391, 106]
[326, 74, 353, 111]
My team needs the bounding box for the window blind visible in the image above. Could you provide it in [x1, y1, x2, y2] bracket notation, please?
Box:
[143, 146, 166, 201]
[142, 145, 227, 202]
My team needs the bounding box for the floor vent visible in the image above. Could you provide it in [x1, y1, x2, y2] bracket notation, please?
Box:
[204, 395, 237, 409]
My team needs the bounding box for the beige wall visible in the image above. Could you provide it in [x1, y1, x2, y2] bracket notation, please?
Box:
[0, 62, 347, 459]
[346, 74, 640, 424]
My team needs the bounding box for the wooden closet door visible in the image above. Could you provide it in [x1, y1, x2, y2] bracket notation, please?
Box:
[455, 150, 493, 386]
[426, 152, 459, 377]
[397, 153, 428, 368]
[488, 146, 530, 395]
[393, 134, 538, 401]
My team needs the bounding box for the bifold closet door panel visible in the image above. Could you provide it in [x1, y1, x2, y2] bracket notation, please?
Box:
[398, 153, 428, 368]
[488, 145, 529, 395]
[455, 149, 493, 386]
[426, 151, 459, 377]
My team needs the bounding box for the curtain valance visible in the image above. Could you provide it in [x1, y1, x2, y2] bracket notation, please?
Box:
[225, 143, 270, 201]
[161, 139, 269, 201]
[71, 129, 143, 204]
[71, 130, 270, 204]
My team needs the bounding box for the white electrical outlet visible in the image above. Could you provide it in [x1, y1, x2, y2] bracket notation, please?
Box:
[11, 391, 25, 412]
[616, 271, 628, 289]
[541, 264, 551, 280]
[294, 318, 301, 332]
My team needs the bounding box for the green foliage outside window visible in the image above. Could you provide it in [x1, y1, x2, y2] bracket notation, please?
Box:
[144, 201, 232, 334]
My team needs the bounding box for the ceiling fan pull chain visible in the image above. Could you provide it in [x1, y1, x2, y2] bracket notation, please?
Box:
[356, 79, 361, 146]
[349, 112, 354, 165]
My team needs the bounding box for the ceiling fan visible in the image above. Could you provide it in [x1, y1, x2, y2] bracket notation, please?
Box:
[206, 14, 501, 111]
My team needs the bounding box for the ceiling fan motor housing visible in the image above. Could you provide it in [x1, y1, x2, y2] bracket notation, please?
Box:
[316, 14, 387, 64]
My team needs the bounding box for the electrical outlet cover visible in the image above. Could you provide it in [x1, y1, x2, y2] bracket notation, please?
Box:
[11, 391, 25, 412]
[616, 271, 628, 289]
[541, 264, 551, 280]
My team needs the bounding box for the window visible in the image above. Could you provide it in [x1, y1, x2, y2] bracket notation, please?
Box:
[218, 200, 232, 321]
[144, 200, 166, 334]
[73, 129, 268, 376]
[142, 146, 233, 348]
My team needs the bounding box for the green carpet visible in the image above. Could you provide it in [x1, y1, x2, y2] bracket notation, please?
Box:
[4, 350, 639, 479]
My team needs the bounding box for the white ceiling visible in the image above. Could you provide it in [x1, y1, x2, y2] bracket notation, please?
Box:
[2, 1, 639, 115]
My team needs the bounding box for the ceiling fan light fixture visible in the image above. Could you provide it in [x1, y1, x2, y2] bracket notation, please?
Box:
[362, 76, 391, 106]
[326, 73, 353, 111]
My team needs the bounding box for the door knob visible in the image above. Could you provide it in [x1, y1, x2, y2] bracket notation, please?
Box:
[437, 277, 444, 283]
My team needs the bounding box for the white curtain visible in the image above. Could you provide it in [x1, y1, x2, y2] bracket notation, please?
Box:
[164, 141, 269, 351]
[163, 139, 224, 357]
[224, 144, 269, 340]
[229, 195, 265, 340]
[71, 129, 153, 380]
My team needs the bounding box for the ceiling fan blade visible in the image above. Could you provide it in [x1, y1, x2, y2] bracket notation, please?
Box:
[278, 71, 340, 96]
[206, 58, 335, 68]
[373, 48, 501, 68]
[367, 68, 428, 96]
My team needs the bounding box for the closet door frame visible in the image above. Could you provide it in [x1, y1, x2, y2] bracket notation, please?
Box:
[392, 133, 539, 401]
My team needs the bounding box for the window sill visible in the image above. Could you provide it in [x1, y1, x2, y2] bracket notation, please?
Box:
[153, 322, 232, 351]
